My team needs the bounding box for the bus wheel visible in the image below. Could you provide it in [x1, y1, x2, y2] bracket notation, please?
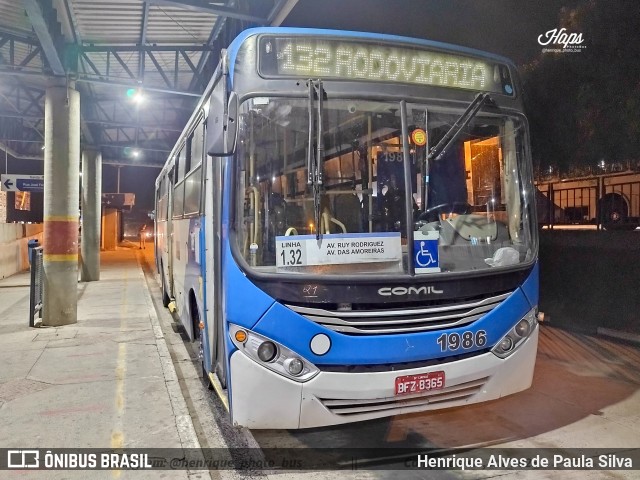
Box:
[191, 293, 213, 390]
[601, 193, 630, 230]
[161, 270, 170, 307]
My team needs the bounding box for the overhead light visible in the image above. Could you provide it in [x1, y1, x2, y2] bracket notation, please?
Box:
[127, 88, 144, 104]
[41, 145, 45, 150]
[132, 149, 140, 158]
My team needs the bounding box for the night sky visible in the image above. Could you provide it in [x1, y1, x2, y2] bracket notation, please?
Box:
[284, 0, 584, 65]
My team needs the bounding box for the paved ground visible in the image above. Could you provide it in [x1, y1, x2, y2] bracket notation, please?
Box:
[0, 248, 209, 479]
[252, 326, 640, 479]
[539, 230, 640, 335]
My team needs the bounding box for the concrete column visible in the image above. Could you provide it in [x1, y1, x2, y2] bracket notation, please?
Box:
[43, 79, 80, 326]
[81, 149, 101, 281]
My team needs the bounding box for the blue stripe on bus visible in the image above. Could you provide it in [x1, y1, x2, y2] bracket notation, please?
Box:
[199, 215, 211, 373]
[251, 287, 531, 366]
[222, 241, 275, 330]
[520, 261, 539, 308]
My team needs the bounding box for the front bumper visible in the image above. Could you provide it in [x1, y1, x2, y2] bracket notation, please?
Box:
[229, 325, 539, 429]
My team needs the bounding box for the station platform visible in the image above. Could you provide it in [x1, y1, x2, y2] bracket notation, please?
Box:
[0, 247, 209, 479]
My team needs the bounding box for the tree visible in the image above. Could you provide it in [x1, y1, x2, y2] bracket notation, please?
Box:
[522, 0, 640, 174]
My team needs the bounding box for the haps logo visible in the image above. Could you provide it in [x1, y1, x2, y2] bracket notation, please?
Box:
[378, 286, 443, 296]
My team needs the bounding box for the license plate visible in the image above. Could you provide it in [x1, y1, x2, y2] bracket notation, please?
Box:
[395, 371, 445, 396]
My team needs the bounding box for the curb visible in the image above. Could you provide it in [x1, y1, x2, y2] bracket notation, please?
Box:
[135, 253, 203, 451]
[597, 327, 640, 345]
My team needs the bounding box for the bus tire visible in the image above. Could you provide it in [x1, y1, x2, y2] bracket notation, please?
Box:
[161, 269, 170, 308]
[600, 193, 630, 230]
[191, 292, 213, 390]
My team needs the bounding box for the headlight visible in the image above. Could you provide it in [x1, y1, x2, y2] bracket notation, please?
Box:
[285, 358, 304, 376]
[257, 341, 277, 362]
[229, 324, 319, 382]
[492, 307, 538, 359]
[514, 319, 531, 337]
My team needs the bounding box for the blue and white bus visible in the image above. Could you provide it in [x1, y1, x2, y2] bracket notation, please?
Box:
[155, 27, 539, 429]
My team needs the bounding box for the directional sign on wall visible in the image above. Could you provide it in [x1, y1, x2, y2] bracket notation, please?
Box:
[1, 174, 44, 192]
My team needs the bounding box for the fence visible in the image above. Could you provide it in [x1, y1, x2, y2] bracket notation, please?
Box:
[29, 246, 43, 327]
[536, 172, 640, 230]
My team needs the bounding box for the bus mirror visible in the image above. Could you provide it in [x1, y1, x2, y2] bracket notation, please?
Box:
[206, 78, 234, 157]
[226, 92, 238, 155]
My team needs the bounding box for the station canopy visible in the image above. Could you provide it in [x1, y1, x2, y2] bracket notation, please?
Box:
[0, 0, 297, 167]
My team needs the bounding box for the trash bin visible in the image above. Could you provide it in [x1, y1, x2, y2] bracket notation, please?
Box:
[28, 239, 40, 265]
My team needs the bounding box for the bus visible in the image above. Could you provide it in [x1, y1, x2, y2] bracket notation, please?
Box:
[536, 169, 640, 229]
[155, 27, 539, 429]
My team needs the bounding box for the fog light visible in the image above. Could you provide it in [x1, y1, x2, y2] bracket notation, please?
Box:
[499, 337, 514, 352]
[257, 341, 277, 362]
[515, 319, 531, 337]
[287, 358, 304, 376]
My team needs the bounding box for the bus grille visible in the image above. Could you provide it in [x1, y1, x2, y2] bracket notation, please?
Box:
[319, 377, 489, 416]
[286, 291, 511, 335]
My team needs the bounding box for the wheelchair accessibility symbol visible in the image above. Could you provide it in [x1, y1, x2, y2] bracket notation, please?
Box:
[413, 231, 441, 273]
[416, 241, 436, 267]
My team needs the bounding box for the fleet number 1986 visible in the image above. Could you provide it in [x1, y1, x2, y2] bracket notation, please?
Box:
[436, 330, 487, 352]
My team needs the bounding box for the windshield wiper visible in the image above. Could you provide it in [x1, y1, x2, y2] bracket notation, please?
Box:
[307, 79, 325, 240]
[428, 93, 493, 162]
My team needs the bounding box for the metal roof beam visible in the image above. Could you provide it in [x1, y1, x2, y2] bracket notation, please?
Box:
[268, 0, 298, 25]
[18, 87, 45, 117]
[0, 82, 45, 119]
[187, 0, 233, 91]
[80, 45, 212, 53]
[0, 89, 44, 140]
[180, 50, 205, 89]
[61, 0, 80, 43]
[102, 159, 164, 168]
[0, 142, 164, 167]
[78, 46, 210, 95]
[146, 51, 173, 89]
[139, 1, 150, 46]
[75, 76, 201, 97]
[0, 142, 43, 160]
[0, 112, 42, 121]
[24, 0, 65, 75]
[151, 0, 267, 24]
[18, 47, 43, 69]
[86, 119, 182, 133]
[111, 52, 136, 80]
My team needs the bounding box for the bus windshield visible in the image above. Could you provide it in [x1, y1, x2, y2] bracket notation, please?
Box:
[234, 96, 535, 276]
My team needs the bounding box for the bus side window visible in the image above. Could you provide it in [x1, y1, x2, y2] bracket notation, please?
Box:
[173, 157, 184, 219]
[177, 145, 187, 183]
[157, 176, 169, 221]
[184, 120, 205, 216]
[184, 166, 202, 216]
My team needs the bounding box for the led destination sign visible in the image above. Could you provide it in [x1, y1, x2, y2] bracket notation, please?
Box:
[259, 36, 514, 95]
